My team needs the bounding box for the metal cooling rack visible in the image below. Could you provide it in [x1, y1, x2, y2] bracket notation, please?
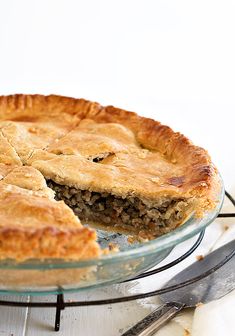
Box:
[0, 190, 234, 332]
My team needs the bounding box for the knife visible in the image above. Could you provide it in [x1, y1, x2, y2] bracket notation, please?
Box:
[122, 239, 235, 336]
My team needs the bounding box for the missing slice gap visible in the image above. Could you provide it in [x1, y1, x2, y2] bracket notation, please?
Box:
[47, 180, 194, 239]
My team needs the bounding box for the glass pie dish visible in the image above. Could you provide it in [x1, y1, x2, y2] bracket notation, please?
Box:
[0, 179, 224, 296]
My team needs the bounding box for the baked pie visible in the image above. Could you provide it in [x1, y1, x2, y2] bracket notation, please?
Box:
[0, 95, 219, 261]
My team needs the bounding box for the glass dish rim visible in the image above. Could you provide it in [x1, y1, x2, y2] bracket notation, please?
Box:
[0, 176, 224, 270]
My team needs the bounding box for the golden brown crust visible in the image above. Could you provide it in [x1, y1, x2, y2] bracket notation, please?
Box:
[0, 131, 22, 165]
[0, 226, 99, 261]
[3, 166, 54, 197]
[0, 94, 215, 189]
[0, 95, 102, 164]
[25, 99, 218, 208]
[0, 94, 101, 122]
[0, 182, 100, 260]
[86, 105, 217, 192]
[0, 94, 220, 260]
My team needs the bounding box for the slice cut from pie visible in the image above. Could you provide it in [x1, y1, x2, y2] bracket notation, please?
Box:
[0, 165, 101, 261]
[0, 94, 220, 260]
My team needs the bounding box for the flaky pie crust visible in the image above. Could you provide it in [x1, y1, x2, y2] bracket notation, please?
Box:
[0, 94, 220, 260]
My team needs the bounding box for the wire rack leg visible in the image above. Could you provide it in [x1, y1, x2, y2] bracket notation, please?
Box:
[55, 294, 65, 332]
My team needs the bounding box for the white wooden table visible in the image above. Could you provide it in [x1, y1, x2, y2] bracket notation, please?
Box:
[0, 1, 235, 335]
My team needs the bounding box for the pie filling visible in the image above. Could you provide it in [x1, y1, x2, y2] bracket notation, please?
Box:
[47, 180, 194, 238]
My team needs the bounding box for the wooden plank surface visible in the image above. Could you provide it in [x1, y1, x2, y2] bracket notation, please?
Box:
[0, 296, 29, 336]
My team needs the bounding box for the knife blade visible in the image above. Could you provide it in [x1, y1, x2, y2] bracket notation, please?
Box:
[122, 239, 235, 336]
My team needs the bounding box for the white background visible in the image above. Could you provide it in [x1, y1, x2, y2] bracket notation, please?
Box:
[0, 0, 235, 188]
[0, 1, 235, 335]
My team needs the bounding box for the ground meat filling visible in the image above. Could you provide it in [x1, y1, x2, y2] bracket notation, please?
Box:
[47, 180, 191, 236]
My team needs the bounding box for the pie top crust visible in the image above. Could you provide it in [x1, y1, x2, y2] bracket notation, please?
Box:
[0, 94, 220, 260]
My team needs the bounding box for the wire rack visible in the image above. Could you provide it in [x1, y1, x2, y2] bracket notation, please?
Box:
[0, 191, 234, 332]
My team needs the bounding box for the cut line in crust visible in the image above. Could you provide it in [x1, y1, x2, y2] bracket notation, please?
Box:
[0, 94, 220, 260]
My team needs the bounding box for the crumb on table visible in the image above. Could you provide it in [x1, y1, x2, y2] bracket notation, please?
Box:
[196, 255, 204, 261]
[108, 242, 119, 252]
[184, 328, 190, 336]
[196, 302, 204, 307]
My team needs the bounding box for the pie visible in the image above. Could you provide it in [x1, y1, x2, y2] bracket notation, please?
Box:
[0, 94, 219, 261]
